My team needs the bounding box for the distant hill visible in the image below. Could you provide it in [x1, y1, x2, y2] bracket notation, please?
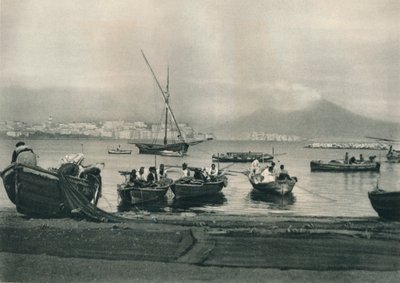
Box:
[214, 99, 400, 140]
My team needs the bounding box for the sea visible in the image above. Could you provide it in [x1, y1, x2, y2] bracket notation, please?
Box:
[1, 139, 399, 217]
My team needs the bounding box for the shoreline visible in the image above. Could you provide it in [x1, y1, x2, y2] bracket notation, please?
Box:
[1, 207, 400, 282]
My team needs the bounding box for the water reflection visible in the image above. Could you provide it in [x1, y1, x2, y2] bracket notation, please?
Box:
[249, 190, 296, 208]
[117, 197, 168, 213]
[171, 193, 227, 211]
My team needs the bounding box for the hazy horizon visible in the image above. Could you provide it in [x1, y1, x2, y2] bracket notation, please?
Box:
[1, 0, 399, 130]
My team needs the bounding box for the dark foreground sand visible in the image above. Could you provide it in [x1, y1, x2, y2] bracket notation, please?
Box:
[1, 208, 400, 282]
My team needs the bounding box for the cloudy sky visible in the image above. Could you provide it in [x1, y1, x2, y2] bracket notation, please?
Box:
[1, 0, 399, 128]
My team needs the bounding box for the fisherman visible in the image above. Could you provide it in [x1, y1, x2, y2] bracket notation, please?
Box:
[137, 166, 147, 182]
[349, 156, 356, 164]
[128, 169, 141, 186]
[250, 158, 261, 176]
[158, 164, 167, 178]
[359, 154, 364, 163]
[208, 163, 218, 180]
[261, 166, 275, 183]
[11, 141, 37, 166]
[277, 164, 290, 180]
[182, 163, 190, 177]
[344, 152, 349, 164]
[146, 166, 158, 183]
[193, 168, 206, 181]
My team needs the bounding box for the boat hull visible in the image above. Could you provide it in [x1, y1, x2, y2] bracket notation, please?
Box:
[1, 163, 101, 217]
[310, 160, 380, 172]
[368, 190, 400, 220]
[134, 142, 189, 155]
[212, 152, 273, 163]
[171, 178, 225, 199]
[117, 179, 172, 205]
[108, 149, 132, 154]
[249, 177, 296, 195]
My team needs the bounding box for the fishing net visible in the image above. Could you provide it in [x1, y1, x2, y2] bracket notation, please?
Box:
[58, 173, 124, 223]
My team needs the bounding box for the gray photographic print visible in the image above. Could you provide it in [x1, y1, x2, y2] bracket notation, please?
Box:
[1, 1, 399, 282]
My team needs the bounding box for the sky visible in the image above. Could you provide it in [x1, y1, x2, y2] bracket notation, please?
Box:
[1, 0, 399, 129]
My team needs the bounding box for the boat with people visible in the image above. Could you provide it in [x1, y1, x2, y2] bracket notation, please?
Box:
[0, 153, 103, 217]
[130, 51, 211, 156]
[171, 167, 228, 199]
[310, 159, 380, 172]
[212, 152, 274, 163]
[368, 188, 400, 220]
[248, 175, 297, 195]
[117, 169, 173, 205]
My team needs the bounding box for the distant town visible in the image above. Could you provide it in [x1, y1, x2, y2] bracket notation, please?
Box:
[0, 116, 305, 142]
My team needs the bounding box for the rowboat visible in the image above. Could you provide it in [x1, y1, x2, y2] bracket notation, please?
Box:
[212, 152, 273, 163]
[248, 175, 297, 195]
[117, 178, 173, 205]
[1, 163, 102, 217]
[368, 189, 400, 221]
[108, 148, 132, 154]
[171, 176, 227, 199]
[310, 160, 380, 172]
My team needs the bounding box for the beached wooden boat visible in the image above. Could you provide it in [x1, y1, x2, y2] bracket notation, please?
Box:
[368, 189, 400, 220]
[171, 176, 227, 199]
[212, 152, 273, 163]
[117, 178, 173, 205]
[248, 175, 297, 195]
[310, 160, 380, 172]
[0, 163, 102, 217]
[108, 148, 132, 154]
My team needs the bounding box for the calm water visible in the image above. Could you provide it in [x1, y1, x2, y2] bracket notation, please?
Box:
[1, 139, 399, 217]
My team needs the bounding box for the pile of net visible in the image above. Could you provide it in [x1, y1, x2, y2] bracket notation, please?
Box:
[58, 173, 124, 223]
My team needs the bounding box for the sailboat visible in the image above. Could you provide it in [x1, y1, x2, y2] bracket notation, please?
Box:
[366, 136, 400, 163]
[132, 51, 210, 156]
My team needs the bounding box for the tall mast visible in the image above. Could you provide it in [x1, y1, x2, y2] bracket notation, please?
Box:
[163, 66, 169, 145]
[141, 50, 186, 144]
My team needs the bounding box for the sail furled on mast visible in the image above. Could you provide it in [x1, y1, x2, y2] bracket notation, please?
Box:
[140, 50, 186, 144]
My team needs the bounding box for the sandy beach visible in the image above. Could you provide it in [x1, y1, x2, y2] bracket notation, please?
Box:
[1, 207, 400, 282]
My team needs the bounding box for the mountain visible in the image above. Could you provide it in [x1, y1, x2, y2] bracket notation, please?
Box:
[214, 99, 400, 140]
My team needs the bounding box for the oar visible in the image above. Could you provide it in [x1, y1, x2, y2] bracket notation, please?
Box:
[295, 184, 337, 202]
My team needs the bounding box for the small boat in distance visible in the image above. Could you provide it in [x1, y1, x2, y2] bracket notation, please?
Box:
[108, 146, 132, 155]
[212, 152, 273, 163]
[310, 160, 380, 172]
[368, 189, 400, 220]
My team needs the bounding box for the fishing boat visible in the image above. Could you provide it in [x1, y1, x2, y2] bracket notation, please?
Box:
[108, 148, 132, 155]
[310, 160, 380, 172]
[130, 51, 210, 156]
[0, 162, 102, 217]
[366, 136, 400, 163]
[387, 145, 400, 163]
[171, 176, 227, 199]
[248, 175, 297, 195]
[212, 152, 273, 163]
[117, 172, 173, 205]
[368, 189, 400, 220]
